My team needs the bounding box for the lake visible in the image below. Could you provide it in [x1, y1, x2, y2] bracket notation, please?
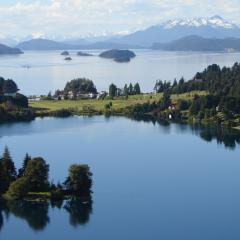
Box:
[0, 116, 240, 239]
[0, 50, 239, 95]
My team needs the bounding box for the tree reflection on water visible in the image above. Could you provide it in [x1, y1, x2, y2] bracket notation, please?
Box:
[0, 197, 93, 231]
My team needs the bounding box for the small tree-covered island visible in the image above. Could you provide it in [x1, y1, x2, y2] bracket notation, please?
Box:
[99, 49, 136, 62]
[0, 147, 93, 201]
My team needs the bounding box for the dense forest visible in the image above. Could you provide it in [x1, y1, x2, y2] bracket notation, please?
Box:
[153, 63, 240, 116]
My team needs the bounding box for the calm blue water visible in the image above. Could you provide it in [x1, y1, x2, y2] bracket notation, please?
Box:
[0, 116, 240, 239]
[0, 50, 239, 95]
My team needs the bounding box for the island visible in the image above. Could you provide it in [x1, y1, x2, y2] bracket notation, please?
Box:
[99, 49, 136, 62]
[0, 147, 92, 201]
[77, 51, 93, 56]
[61, 51, 70, 56]
[0, 43, 23, 55]
[65, 57, 72, 61]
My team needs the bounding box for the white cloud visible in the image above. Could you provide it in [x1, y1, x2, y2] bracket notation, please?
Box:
[0, 0, 239, 39]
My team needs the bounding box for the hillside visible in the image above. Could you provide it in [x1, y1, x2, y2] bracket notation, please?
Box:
[152, 36, 240, 51]
[16, 38, 75, 50]
[0, 44, 23, 55]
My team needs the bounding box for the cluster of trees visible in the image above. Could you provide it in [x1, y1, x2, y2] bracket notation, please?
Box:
[0, 77, 28, 108]
[51, 78, 97, 100]
[154, 63, 240, 97]
[0, 78, 18, 94]
[0, 147, 93, 200]
[109, 82, 141, 98]
[0, 77, 32, 122]
[64, 78, 97, 94]
[154, 63, 240, 116]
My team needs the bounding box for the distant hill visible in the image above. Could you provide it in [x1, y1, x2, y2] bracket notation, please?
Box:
[0, 44, 23, 55]
[79, 41, 142, 49]
[152, 35, 240, 52]
[16, 38, 141, 51]
[16, 39, 75, 50]
[109, 16, 240, 47]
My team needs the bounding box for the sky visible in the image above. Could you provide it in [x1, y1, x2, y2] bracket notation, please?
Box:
[0, 0, 240, 40]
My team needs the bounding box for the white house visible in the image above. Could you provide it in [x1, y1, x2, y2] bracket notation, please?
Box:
[4, 89, 19, 97]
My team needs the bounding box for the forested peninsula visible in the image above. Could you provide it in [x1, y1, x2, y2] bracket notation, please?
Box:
[1, 62, 240, 130]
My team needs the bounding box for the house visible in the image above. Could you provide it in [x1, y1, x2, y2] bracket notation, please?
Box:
[4, 89, 19, 97]
[97, 91, 107, 99]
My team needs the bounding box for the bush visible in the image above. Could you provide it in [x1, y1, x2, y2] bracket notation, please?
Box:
[5, 177, 29, 200]
[177, 99, 190, 110]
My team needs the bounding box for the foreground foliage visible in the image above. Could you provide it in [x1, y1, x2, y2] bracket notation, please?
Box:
[0, 148, 93, 200]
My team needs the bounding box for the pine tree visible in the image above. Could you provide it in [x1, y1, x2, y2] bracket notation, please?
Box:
[0, 147, 17, 193]
[109, 84, 117, 99]
[18, 153, 31, 177]
[129, 83, 133, 95]
[123, 84, 129, 97]
[133, 83, 141, 95]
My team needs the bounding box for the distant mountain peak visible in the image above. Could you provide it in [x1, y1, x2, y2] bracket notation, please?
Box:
[163, 16, 237, 29]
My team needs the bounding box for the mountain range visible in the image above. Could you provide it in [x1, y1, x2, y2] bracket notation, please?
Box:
[152, 35, 240, 52]
[16, 38, 142, 51]
[109, 16, 240, 47]
[2, 15, 240, 52]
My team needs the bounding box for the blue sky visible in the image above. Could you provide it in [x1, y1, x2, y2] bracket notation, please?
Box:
[0, 0, 240, 39]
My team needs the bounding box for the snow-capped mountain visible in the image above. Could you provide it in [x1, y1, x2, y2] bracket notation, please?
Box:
[110, 16, 240, 47]
[164, 16, 237, 29]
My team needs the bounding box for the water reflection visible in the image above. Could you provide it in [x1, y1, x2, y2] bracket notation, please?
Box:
[0, 115, 240, 150]
[130, 115, 240, 149]
[0, 198, 93, 231]
[191, 124, 240, 149]
[64, 199, 93, 227]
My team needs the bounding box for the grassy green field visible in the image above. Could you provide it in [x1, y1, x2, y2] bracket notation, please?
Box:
[30, 91, 206, 113]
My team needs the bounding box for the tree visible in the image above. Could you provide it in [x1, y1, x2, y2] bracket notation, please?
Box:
[128, 83, 133, 95]
[0, 147, 17, 193]
[189, 96, 201, 115]
[2, 80, 18, 94]
[64, 78, 97, 94]
[18, 153, 31, 177]
[177, 99, 190, 111]
[12, 93, 28, 108]
[24, 157, 50, 192]
[133, 83, 141, 95]
[5, 177, 30, 200]
[159, 92, 171, 110]
[109, 84, 117, 99]
[47, 91, 52, 100]
[65, 164, 92, 197]
[123, 84, 129, 97]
